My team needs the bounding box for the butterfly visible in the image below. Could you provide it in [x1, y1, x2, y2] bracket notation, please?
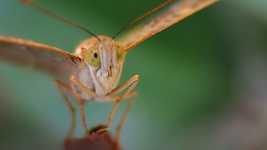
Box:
[0, 0, 218, 140]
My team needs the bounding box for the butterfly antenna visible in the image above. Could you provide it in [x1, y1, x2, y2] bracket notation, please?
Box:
[112, 0, 174, 39]
[20, 0, 101, 41]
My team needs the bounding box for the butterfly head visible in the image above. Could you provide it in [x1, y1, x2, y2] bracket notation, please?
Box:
[75, 35, 126, 90]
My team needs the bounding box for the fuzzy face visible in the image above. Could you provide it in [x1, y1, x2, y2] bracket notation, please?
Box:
[75, 35, 126, 97]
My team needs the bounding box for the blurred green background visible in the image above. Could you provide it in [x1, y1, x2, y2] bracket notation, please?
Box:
[1, 0, 267, 150]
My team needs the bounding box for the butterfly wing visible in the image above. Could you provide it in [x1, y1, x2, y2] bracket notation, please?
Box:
[0, 36, 81, 81]
[116, 0, 218, 50]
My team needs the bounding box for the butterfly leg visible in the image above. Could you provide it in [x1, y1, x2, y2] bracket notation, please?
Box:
[105, 87, 137, 127]
[77, 98, 88, 132]
[105, 74, 140, 140]
[115, 93, 136, 141]
[55, 80, 76, 139]
[69, 75, 96, 133]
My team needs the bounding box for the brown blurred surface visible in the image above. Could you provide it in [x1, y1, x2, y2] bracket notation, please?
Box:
[64, 131, 120, 150]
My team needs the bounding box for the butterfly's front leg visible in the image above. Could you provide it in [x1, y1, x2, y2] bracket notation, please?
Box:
[55, 80, 76, 139]
[69, 75, 96, 133]
[105, 74, 140, 141]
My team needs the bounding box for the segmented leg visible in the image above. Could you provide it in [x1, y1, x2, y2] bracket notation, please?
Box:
[105, 90, 137, 127]
[115, 96, 135, 141]
[55, 80, 76, 139]
[78, 98, 88, 132]
[69, 75, 95, 132]
[107, 74, 140, 97]
[105, 74, 140, 141]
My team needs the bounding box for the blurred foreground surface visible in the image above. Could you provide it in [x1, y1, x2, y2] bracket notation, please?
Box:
[64, 131, 120, 150]
[1, 0, 267, 150]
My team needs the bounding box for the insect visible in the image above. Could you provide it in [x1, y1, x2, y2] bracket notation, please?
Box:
[0, 0, 218, 140]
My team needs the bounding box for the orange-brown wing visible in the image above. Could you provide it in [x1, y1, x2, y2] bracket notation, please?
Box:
[116, 0, 218, 51]
[0, 36, 81, 81]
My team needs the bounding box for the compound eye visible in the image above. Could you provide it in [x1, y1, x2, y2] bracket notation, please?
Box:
[82, 48, 101, 68]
